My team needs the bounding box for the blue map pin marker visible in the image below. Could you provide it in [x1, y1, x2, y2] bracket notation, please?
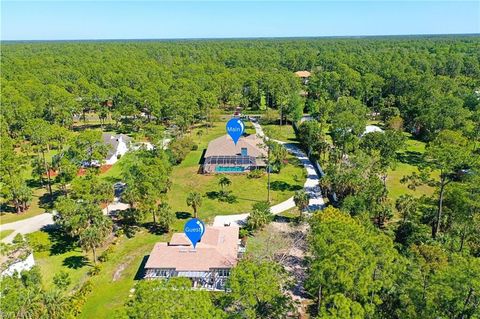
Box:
[184, 218, 205, 249]
[226, 118, 245, 145]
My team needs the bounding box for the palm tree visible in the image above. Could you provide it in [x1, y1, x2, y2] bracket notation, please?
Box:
[42, 290, 68, 319]
[293, 190, 309, 217]
[218, 175, 231, 195]
[186, 192, 202, 218]
[246, 201, 272, 231]
[78, 209, 112, 264]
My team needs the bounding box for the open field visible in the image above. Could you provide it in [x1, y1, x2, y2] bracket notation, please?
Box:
[387, 133, 436, 202]
[262, 124, 297, 142]
[165, 121, 305, 230]
[79, 231, 164, 318]
[29, 227, 165, 319]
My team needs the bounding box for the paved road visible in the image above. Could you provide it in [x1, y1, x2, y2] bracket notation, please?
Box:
[1, 183, 130, 244]
[1, 213, 54, 243]
[213, 119, 324, 226]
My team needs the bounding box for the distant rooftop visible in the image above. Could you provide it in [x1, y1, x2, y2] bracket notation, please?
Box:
[294, 70, 311, 78]
[102, 133, 132, 157]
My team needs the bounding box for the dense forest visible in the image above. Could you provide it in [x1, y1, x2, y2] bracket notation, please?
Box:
[1, 36, 479, 318]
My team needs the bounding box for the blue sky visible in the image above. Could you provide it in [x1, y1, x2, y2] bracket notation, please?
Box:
[1, 1, 479, 40]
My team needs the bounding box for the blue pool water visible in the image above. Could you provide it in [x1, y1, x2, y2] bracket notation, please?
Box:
[215, 166, 245, 172]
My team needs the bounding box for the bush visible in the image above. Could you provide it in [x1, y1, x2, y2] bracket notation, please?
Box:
[12, 233, 24, 245]
[168, 136, 195, 164]
[191, 144, 199, 151]
[26, 232, 51, 252]
[239, 228, 250, 238]
[66, 280, 94, 317]
[88, 264, 102, 276]
[98, 246, 115, 262]
[53, 270, 71, 290]
[247, 169, 264, 179]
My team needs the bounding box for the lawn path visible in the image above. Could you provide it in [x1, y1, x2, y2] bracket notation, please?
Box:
[213, 118, 324, 226]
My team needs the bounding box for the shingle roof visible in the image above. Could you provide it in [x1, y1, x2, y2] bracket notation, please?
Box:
[204, 134, 267, 158]
[145, 226, 240, 271]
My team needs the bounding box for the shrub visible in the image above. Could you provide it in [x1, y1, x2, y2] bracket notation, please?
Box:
[66, 280, 94, 317]
[98, 246, 114, 262]
[239, 228, 250, 238]
[88, 264, 102, 276]
[246, 201, 273, 231]
[26, 232, 51, 252]
[53, 270, 71, 290]
[12, 233, 24, 245]
[247, 169, 264, 179]
[168, 136, 195, 164]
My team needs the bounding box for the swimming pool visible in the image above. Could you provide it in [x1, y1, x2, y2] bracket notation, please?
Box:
[215, 166, 245, 172]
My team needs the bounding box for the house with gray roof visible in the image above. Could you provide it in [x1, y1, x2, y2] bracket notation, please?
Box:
[102, 133, 132, 165]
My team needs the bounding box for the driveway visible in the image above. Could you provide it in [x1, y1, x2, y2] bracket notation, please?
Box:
[1, 213, 54, 243]
[1, 182, 130, 244]
[213, 119, 324, 226]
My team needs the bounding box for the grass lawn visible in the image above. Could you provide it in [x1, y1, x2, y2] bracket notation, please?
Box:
[262, 124, 297, 142]
[30, 227, 165, 319]
[1, 188, 49, 225]
[100, 156, 127, 182]
[0, 229, 14, 240]
[165, 122, 306, 229]
[35, 248, 91, 291]
[387, 133, 436, 202]
[79, 231, 165, 319]
[387, 162, 436, 202]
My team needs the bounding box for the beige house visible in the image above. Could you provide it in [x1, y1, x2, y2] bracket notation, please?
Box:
[144, 226, 241, 291]
[294, 70, 311, 84]
[202, 134, 267, 174]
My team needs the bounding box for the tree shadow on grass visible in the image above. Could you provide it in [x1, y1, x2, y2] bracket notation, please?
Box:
[143, 222, 168, 236]
[0, 204, 15, 214]
[397, 151, 426, 167]
[134, 255, 149, 280]
[175, 212, 192, 219]
[63, 255, 89, 269]
[206, 191, 220, 200]
[26, 179, 43, 189]
[270, 181, 303, 192]
[205, 191, 237, 203]
[39, 190, 63, 209]
[44, 226, 77, 255]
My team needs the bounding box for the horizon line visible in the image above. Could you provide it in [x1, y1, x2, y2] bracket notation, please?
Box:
[2, 32, 480, 43]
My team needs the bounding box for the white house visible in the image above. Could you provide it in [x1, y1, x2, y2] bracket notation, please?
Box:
[1, 253, 35, 277]
[362, 125, 384, 136]
[102, 133, 132, 165]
